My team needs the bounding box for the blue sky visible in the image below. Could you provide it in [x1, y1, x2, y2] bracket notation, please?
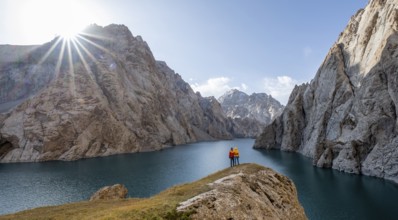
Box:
[1, 0, 368, 104]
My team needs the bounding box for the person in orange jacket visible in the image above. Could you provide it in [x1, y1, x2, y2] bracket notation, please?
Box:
[229, 147, 235, 167]
[233, 147, 240, 165]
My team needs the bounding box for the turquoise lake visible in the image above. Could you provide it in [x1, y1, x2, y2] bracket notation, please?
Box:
[0, 139, 397, 219]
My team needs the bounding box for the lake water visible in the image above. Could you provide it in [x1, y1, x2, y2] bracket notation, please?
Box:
[0, 139, 397, 219]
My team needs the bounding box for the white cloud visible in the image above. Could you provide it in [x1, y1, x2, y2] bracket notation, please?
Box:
[241, 83, 248, 91]
[303, 46, 313, 58]
[190, 77, 246, 98]
[263, 76, 300, 105]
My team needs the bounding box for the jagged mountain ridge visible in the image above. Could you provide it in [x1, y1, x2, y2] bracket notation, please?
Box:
[0, 24, 236, 162]
[255, 0, 398, 183]
[218, 89, 284, 137]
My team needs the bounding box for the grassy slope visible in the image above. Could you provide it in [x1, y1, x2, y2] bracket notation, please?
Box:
[0, 163, 265, 220]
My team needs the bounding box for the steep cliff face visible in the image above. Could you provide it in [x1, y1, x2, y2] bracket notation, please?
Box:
[219, 89, 284, 137]
[0, 24, 234, 162]
[255, 0, 398, 183]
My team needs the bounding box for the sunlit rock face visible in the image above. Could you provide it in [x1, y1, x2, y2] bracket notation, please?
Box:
[0, 24, 235, 162]
[255, 0, 398, 183]
[219, 89, 284, 137]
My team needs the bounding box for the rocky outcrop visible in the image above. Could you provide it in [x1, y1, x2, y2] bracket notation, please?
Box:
[219, 89, 284, 137]
[0, 164, 307, 219]
[0, 24, 235, 162]
[89, 184, 128, 201]
[177, 164, 307, 220]
[255, 0, 398, 183]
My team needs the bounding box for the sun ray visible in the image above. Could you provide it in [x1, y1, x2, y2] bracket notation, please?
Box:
[70, 38, 95, 81]
[66, 39, 76, 99]
[38, 37, 63, 65]
[76, 35, 112, 55]
[51, 39, 67, 106]
[79, 32, 112, 41]
[73, 37, 99, 63]
[54, 39, 67, 79]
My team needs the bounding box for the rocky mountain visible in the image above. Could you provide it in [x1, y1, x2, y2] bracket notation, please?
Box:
[255, 0, 398, 183]
[218, 89, 284, 137]
[0, 24, 237, 162]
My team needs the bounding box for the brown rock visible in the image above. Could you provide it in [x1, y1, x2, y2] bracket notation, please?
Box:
[89, 184, 128, 201]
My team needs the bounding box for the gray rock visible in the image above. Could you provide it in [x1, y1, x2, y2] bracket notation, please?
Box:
[255, 0, 398, 183]
[0, 24, 235, 162]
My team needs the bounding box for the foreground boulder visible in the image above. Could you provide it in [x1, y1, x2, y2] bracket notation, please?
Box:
[0, 164, 307, 220]
[89, 184, 128, 201]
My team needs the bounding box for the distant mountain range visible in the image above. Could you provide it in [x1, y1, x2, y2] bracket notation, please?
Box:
[218, 89, 283, 137]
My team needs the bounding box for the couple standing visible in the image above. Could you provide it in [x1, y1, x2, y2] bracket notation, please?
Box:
[229, 147, 240, 167]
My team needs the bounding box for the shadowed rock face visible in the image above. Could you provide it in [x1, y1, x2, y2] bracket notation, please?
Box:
[219, 89, 284, 137]
[0, 44, 51, 112]
[0, 24, 236, 162]
[255, 0, 398, 183]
